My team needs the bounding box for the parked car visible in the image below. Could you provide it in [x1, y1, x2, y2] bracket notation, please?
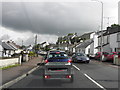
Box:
[89, 53, 95, 59]
[106, 52, 117, 62]
[95, 52, 109, 60]
[118, 52, 120, 58]
[72, 53, 90, 63]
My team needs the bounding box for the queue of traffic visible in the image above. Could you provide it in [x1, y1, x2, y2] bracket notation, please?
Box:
[39, 50, 119, 83]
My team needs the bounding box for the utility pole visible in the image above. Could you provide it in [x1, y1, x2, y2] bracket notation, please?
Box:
[91, 0, 104, 61]
[57, 32, 60, 50]
[35, 34, 37, 45]
[35, 34, 37, 54]
[22, 40, 23, 46]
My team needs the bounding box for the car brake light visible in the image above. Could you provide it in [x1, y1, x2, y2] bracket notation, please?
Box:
[56, 52, 60, 54]
[45, 60, 48, 63]
[68, 59, 72, 63]
[45, 75, 50, 79]
[66, 75, 71, 78]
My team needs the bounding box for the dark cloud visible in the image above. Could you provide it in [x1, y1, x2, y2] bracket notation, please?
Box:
[118, 1, 120, 24]
[2, 2, 101, 36]
[0, 2, 2, 26]
[0, 34, 10, 41]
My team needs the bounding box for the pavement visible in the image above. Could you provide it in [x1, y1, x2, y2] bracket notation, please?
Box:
[1, 55, 44, 86]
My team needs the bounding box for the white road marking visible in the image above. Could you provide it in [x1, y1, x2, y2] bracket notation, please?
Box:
[84, 73, 106, 90]
[72, 64, 80, 71]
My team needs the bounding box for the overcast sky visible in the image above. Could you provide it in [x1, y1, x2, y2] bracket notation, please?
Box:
[0, 0, 119, 45]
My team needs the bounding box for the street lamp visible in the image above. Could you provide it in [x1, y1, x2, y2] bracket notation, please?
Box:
[91, 0, 104, 61]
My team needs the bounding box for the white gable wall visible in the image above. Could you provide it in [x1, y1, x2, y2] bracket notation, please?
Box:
[93, 34, 98, 54]
[0, 45, 3, 57]
[85, 45, 90, 55]
[90, 32, 98, 55]
[110, 33, 118, 52]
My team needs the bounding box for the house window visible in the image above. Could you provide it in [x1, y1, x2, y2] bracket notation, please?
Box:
[117, 33, 120, 42]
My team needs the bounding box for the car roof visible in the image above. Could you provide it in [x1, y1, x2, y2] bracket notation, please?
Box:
[75, 52, 84, 54]
[49, 50, 65, 53]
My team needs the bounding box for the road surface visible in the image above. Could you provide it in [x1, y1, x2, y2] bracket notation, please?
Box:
[8, 60, 119, 89]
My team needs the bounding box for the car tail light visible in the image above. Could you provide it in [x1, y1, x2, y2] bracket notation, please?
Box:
[68, 59, 72, 63]
[45, 75, 51, 79]
[56, 52, 60, 54]
[45, 60, 48, 63]
[66, 75, 71, 78]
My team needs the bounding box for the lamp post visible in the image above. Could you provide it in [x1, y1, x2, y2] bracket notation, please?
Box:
[91, 0, 104, 61]
[58, 32, 60, 50]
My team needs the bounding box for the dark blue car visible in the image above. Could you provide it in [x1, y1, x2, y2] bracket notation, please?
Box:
[45, 51, 72, 63]
[72, 53, 90, 63]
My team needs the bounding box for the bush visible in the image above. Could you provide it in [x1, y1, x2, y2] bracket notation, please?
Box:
[28, 51, 36, 57]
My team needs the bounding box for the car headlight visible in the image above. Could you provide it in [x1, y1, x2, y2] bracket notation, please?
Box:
[86, 57, 89, 60]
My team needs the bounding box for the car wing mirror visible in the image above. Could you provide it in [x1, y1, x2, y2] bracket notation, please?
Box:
[87, 54, 89, 57]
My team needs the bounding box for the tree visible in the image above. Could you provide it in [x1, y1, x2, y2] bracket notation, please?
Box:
[111, 24, 120, 27]
[44, 45, 51, 51]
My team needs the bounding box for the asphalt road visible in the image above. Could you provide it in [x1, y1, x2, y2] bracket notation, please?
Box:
[8, 60, 119, 89]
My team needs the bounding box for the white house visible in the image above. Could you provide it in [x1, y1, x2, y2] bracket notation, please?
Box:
[94, 29, 109, 53]
[118, 32, 120, 50]
[118, 1, 120, 51]
[90, 32, 99, 55]
[76, 39, 93, 55]
[97, 26, 120, 53]
[109, 27, 120, 52]
[40, 42, 49, 48]
[0, 45, 3, 57]
[68, 45, 76, 53]
[2, 41, 19, 57]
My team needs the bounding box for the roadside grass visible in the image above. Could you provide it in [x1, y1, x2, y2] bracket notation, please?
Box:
[0, 64, 20, 70]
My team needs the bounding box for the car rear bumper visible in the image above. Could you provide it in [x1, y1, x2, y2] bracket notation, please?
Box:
[44, 74, 73, 79]
[76, 59, 89, 62]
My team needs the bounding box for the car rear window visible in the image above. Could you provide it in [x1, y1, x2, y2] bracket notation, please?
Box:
[76, 53, 86, 56]
[103, 52, 109, 55]
[109, 53, 114, 55]
[48, 52, 68, 58]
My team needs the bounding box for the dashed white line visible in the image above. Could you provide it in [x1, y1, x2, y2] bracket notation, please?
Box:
[72, 64, 106, 90]
[72, 64, 80, 71]
[84, 73, 106, 90]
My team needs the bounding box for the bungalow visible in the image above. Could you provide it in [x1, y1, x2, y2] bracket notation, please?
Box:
[2, 41, 19, 57]
[59, 44, 69, 51]
[0, 45, 3, 57]
[76, 39, 93, 55]
[68, 44, 76, 53]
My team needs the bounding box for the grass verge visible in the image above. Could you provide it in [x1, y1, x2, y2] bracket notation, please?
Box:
[0, 64, 20, 70]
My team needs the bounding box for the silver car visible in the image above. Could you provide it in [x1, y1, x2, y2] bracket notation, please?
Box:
[72, 53, 90, 63]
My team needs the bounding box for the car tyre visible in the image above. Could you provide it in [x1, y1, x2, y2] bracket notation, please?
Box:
[70, 75, 74, 83]
[73, 59, 75, 63]
[86, 61, 90, 64]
